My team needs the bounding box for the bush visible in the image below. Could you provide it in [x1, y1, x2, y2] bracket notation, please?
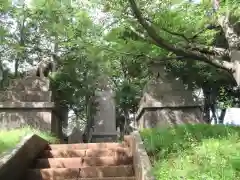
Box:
[0, 127, 59, 154]
[140, 124, 240, 180]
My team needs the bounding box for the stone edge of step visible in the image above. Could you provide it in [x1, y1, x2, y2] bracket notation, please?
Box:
[26, 165, 134, 179]
[47, 142, 126, 150]
[56, 177, 136, 180]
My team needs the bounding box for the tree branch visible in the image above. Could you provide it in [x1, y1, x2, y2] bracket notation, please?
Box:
[128, 0, 233, 73]
[144, 17, 229, 59]
[186, 44, 230, 60]
[128, 26, 158, 45]
[147, 56, 185, 66]
[129, 25, 230, 61]
[218, 15, 240, 49]
[160, 27, 190, 42]
[146, 19, 220, 43]
[145, 18, 190, 42]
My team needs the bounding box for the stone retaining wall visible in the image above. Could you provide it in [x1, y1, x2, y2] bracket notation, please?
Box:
[0, 134, 48, 180]
[124, 132, 154, 180]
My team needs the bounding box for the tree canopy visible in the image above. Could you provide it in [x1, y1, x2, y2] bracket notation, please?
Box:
[1, 0, 240, 123]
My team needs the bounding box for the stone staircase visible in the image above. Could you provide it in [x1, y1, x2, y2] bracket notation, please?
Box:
[24, 141, 135, 180]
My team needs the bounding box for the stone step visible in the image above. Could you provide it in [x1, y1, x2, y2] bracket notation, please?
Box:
[34, 156, 133, 168]
[26, 165, 134, 180]
[53, 178, 136, 180]
[47, 143, 125, 150]
[39, 147, 131, 158]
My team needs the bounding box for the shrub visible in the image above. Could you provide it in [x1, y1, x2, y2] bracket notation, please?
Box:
[140, 124, 240, 180]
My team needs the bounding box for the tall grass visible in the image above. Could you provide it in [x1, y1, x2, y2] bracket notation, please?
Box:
[140, 124, 240, 180]
[0, 127, 59, 154]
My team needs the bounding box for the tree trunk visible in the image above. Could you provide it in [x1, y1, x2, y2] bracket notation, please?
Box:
[210, 103, 218, 124]
[14, 58, 20, 78]
[123, 110, 130, 135]
[15, 5, 26, 78]
[218, 14, 240, 85]
[203, 87, 211, 123]
[218, 108, 226, 124]
[202, 84, 219, 124]
[116, 111, 125, 140]
[50, 34, 67, 141]
[83, 94, 92, 142]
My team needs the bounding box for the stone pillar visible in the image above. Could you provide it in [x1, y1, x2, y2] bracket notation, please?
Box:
[0, 76, 55, 133]
[91, 76, 117, 142]
[135, 65, 204, 129]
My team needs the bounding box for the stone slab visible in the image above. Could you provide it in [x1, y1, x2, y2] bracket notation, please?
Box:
[0, 102, 54, 109]
[0, 91, 52, 102]
[91, 132, 118, 142]
[0, 108, 52, 131]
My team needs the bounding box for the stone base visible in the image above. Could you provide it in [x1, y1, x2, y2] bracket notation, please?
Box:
[0, 102, 54, 131]
[91, 132, 118, 143]
[137, 106, 204, 129]
[67, 127, 83, 143]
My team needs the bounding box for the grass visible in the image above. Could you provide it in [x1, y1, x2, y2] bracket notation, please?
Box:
[0, 127, 59, 154]
[140, 124, 240, 180]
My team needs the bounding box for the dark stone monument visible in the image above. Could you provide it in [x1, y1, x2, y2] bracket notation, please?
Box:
[91, 75, 118, 142]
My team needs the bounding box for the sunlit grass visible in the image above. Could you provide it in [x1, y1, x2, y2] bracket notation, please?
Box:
[140, 124, 240, 180]
[0, 126, 59, 154]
